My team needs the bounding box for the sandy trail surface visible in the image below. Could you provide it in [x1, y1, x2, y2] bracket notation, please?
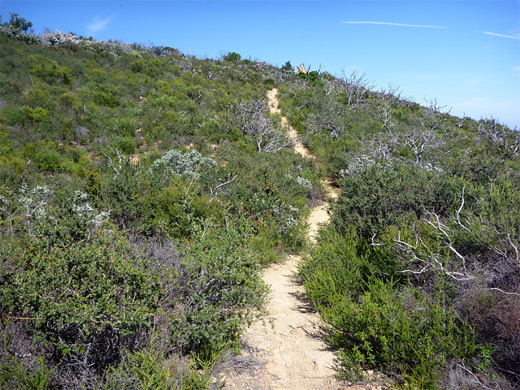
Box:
[220, 89, 343, 390]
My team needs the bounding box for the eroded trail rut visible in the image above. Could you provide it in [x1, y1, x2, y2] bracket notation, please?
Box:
[220, 89, 342, 390]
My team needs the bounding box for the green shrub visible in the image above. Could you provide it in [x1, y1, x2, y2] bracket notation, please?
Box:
[102, 165, 141, 227]
[140, 178, 222, 239]
[29, 55, 73, 85]
[94, 90, 120, 107]
[329, 281, 483, 388]
[34, 149, 61, 172]
[300, 226, 487, 388]
[0, 353, 52, 390]
[114, 135, 138, 154]
[59, 91, 82, 108]
[281, 61, 293, 72]
[1, 106, 28, 125]
[298, 70, 321, 84]
[170, 223, 266, 361]
[223, 52, 241, 62]
[104, 346, 209, 390]
[24, 106, 48, 122]
[0, 230, 162, 370]
[0, 125, 13, 153]
[333, 162, 459, 239]
[130, 58, 146, 73]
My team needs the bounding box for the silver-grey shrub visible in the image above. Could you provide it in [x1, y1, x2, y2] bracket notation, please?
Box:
[148, 149, 216, 179]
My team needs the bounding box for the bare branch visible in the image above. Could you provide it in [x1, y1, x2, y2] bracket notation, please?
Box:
[102, 153, 119, 179]
[19, 159, 31, 188]
[389, 211, 475, 282]
[455, 363, 490, 389]
[424, 98, 448, 114]
[373, 85, 401, 132]
[367, 133, 396, 160]
[210, 174, 238, 202]
[339, 69, 371, 109]
[495, 232, 520, 265]
[423, 210, 470, 277]
[487, 287, 520, 297]
[478, 117, 520, 160]
[308, 111, 345, 138]
[453, 184, 471, 232]
[507, 233, 519, 264]
[456, 114, 467, 130]
[102, 148, 130, 179]
[232, 99, 293, 153]
[400, 127, 445, 165]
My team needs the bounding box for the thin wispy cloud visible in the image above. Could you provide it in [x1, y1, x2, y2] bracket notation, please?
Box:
[466, 79, 481, 86]
[87, 16, 115, 34]
[341, 21, 448, 29]
[483, 31, 520, 40]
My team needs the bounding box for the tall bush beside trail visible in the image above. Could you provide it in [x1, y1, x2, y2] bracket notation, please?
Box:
[328, 281, 484, 389]
[299, 227, 394, 306]
[170, 223, 267, 362]
[332, 162, 460, 240]
[299, 226, 489, 389]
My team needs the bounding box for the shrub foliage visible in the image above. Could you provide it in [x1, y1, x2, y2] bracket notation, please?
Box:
[1, 15, 519, 389]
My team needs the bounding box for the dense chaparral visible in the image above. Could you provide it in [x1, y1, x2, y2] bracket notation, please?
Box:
[0, 14, 519, 389]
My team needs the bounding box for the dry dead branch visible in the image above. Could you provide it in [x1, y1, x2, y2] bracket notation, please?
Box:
[102, 148, 130, 179]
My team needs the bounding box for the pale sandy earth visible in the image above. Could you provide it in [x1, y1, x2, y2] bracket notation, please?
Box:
[218, 89, 388, 390]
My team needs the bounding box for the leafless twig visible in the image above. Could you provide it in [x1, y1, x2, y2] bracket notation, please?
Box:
[20, 159, 31, 188]
[454, 184, 471, 232]
[455, 363, 490, 389]
[487, 287, 520, 297]
[233, 99, 293, 153]
[102, 148, 129, 179]
[210, 174, 238, 202]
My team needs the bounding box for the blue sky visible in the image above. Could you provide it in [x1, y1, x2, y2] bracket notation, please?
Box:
[1, 1, 519, 128]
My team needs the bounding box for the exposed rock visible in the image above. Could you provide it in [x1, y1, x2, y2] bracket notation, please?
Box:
[75, 126, 88, 137]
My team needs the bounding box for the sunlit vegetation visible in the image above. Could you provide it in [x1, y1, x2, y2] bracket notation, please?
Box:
[281, 71, 520, 388]
[1, 14, 519, 389]
[0, 17, 320, 389]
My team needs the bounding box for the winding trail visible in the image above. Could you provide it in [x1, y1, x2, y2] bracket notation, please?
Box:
[220, 89, 342, 390]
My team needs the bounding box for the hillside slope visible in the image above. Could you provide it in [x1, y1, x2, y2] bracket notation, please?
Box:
[1, 21, 520, 389]
[279, 67, 520, 389]
[0, 28, 321, 389]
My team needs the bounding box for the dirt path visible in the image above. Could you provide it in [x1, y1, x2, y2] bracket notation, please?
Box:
[219, 89, 342, 390]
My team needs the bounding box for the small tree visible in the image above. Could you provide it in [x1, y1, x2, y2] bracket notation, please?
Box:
[281, 61, 293, 73]
[223, 51, 241, 62]
[3, 13, 33, 33]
